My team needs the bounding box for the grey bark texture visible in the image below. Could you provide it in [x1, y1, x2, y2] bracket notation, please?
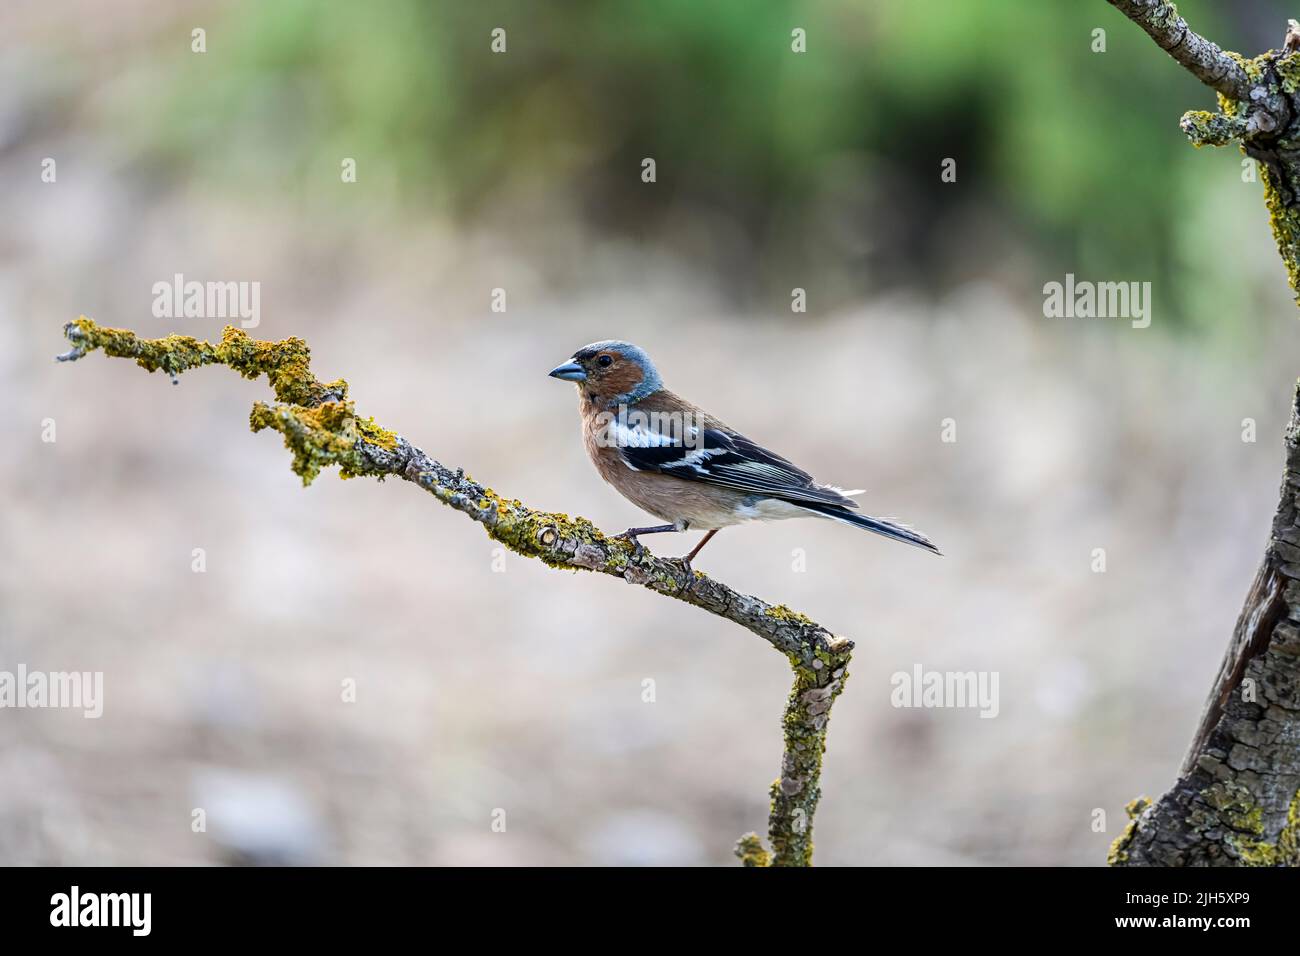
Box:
[1106, 0, 1252, 100]
[1107, 3, 1300, 866]
[1110, 387, 1300, 865]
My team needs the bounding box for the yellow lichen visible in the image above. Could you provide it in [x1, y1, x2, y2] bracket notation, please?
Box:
[68, 317, 397, 485]
[734, 833, 771, 867]
[1277, 52, 1300, 94]
[1106, 795, 1150, 865]
[764, 603, 815, 626]
[1230, 788, 1300, 866]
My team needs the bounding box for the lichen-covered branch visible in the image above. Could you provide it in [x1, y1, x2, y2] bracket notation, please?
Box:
[56, 316, 851, 866]
[1109, 383, 1300, 866]
[1105, 0, 1252, 100]
[1110, 4, 1300, 302]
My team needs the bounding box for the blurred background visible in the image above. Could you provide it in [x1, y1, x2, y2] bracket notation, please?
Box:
[5, 0, 1300, 865]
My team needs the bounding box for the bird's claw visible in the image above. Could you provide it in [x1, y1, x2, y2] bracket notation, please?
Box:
[677, 557, 699, 591]
[614, 531, 646, 555]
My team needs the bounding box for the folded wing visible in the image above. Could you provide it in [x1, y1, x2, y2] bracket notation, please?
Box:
[618, 426, 859, 509]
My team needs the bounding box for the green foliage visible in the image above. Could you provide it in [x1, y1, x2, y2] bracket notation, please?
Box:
[101, 0, 1281, 328]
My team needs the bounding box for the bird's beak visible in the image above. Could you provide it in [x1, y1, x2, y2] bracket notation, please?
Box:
[548, 361, 587, 382]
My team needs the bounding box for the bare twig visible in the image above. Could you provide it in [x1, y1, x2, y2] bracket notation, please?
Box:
[1111, 7, 1300, 301]
[57, 316, 851, 866]
[1105, 0, 1252, 100]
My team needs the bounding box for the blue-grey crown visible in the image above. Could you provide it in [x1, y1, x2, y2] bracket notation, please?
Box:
[573, 340, 663, 403]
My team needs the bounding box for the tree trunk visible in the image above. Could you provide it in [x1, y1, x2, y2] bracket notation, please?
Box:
[1107, 0, 1300, 865]
[1110, 386, 1300, 865]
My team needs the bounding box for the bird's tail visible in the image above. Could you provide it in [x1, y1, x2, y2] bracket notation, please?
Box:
[797, 502, 942, 555]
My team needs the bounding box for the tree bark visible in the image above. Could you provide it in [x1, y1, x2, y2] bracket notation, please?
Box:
[1107, 2, 1300, 865]
[1109, 386, 1300, 865]
[1106, 0, 1252, 100]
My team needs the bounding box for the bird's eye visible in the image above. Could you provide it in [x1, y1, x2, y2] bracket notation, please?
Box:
[597, 354, 613, 367]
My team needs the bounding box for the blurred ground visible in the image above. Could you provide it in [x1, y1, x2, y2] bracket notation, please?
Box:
[6, 0, 1300, 866]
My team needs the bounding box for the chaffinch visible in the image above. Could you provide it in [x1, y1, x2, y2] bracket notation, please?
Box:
[549, 341, 940, 571]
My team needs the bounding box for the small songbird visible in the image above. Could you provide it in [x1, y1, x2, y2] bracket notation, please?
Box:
[548, 341, 940, 573]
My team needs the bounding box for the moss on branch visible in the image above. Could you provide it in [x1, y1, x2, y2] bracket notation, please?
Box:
[62, 315, 352, 406]
[734, 833, 771, 867]
[1147, 43, 1300, 304]
[1179, 109, 1246, 147]
[1106, 796, 1150, 866]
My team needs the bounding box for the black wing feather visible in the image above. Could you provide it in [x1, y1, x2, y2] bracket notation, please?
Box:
[619, 428, 858, 508]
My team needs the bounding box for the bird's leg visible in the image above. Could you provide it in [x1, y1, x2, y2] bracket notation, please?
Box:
[615, 523, 679, 543]
[677, 529, 719, 586]
[615, 523, 680, 557]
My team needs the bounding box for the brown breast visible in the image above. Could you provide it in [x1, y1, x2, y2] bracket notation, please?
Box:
[579, 393, 748, 529]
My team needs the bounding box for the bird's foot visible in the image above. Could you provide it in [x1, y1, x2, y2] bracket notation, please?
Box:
[615, 523, 678, 555]
[614, 530, 647, 556]
[676, 556, 700, 591]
